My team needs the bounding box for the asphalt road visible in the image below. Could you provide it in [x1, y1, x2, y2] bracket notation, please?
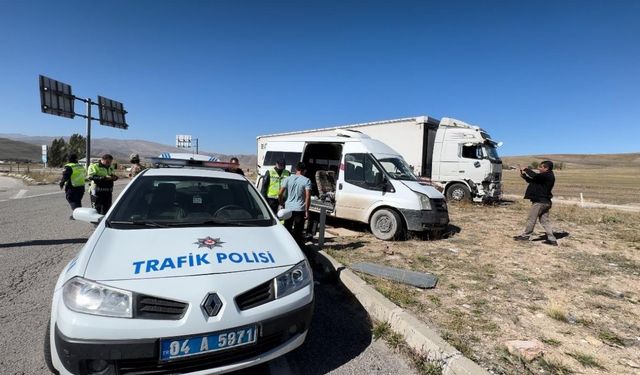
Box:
[0, 177, 415, 375]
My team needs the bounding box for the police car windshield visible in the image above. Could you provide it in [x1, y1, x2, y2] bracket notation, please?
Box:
[108, 176, 275, 228]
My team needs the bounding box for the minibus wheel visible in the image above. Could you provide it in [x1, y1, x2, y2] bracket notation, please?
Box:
[370, 208, 402, 240]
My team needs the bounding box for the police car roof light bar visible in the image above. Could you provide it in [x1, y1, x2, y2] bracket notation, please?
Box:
[147, 157, 236, 170]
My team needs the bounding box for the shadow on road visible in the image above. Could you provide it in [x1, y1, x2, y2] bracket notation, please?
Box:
[0, 238, 87, 248]
[233, 270, 374, 374]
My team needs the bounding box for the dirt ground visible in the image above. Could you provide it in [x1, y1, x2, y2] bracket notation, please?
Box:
[324, 201, 640, 375]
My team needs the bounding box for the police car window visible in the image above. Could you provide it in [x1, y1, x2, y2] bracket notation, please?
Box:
[108, 176, 275, 228]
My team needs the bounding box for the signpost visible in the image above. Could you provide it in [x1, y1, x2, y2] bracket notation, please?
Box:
[39, 75, 129, 168]
[176, 134, 199, 155]
[41, 145, 48, 168]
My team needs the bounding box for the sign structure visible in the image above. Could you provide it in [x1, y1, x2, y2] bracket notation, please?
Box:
[41, 145, 48, 164]
[98, 96, 128, 129]
[39, 75, 75, 119]
[176, 135, 192, 148]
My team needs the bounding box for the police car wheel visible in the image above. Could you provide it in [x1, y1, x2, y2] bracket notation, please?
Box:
[370, 208, 402, 241]
[43, 321, 58, 374]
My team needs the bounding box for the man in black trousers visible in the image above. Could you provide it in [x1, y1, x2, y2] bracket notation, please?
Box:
[514, 160, 558, 246]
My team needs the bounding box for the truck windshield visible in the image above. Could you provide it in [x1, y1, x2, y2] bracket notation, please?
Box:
[483, 145, 501, 162]
[376, 157, 417, 181]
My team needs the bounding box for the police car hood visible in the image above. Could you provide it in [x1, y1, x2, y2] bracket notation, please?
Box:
[83, 225, 302, 281]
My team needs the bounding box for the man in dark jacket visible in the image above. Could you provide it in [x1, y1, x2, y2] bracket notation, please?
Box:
[514, 160, 558, 246]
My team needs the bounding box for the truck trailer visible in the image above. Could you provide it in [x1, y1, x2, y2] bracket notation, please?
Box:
[257, 116, 503, 202]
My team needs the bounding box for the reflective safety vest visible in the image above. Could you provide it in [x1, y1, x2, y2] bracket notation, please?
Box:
[88, 162, 115, 189]
[64, 163, 86, 188]
[267, 169, 290, 198]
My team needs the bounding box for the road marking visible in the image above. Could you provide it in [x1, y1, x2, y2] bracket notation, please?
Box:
[1, 190, 63, 203]
[11, 189, 28, 199]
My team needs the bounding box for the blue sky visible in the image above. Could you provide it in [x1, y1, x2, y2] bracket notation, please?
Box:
[0, 0, 638, 156]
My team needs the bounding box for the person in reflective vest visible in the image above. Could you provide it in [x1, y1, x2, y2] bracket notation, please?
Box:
[260, 159, 290, 214]
[59, 154, 87, 218]
[87, 154, 119, 215]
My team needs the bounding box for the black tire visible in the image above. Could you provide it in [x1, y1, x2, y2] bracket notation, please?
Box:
[446, 183, 470, 202]
[370, 208, 403, 241]
[44, 321, 59, 374]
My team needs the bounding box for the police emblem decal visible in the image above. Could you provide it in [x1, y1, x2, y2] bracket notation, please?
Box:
[194, 236, 225, 249]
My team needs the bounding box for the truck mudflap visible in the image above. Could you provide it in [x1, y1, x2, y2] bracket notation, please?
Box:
[399, 205, 449, 232]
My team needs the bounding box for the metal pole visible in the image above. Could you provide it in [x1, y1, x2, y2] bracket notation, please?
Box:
[196, 139, 199, 155]
[318, 207, 326, 248]
[86, 98, 92, 169]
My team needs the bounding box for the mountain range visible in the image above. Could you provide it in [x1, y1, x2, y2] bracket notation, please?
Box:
[0, 134, 257, 167]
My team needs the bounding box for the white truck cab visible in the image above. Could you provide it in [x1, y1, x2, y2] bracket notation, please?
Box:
[433, 117, 503, 202]
[257, 131, 449, 240]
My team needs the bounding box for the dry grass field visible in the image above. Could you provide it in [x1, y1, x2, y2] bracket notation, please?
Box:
[501, 154, 640, 206]
[325, 202, 640, 375]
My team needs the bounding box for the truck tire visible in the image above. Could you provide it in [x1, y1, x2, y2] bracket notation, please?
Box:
[370, 208, 403, 241]
[446, 183, 470, 202]
[44, 321, 59, 374]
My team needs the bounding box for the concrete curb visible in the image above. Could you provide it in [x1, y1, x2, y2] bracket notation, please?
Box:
[309, 248, 489, 375]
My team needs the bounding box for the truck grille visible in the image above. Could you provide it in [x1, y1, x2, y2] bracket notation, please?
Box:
[235, 280, 275, 310]
[134, 295, 188, 320]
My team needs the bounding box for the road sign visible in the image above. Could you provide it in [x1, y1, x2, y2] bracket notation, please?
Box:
[98, 96, 128, 129]
[176, 134, 192, 148]
[39, 75, 75, 119]
[41, 145, 48, 163]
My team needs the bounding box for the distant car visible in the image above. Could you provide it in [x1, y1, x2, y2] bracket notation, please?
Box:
[45, 160, 314, 374]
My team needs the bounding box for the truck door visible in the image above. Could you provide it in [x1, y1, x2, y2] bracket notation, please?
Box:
[336, 153, 386, 222]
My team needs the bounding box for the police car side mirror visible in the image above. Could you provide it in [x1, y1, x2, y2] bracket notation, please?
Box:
[277, 208, 292, 221]
[73, 207, 104, 224]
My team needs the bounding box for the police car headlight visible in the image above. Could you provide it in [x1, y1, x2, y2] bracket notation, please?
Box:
[416, 193, 432, 210]
[274, 260, 312, 299]
[62, 277, 133, 318]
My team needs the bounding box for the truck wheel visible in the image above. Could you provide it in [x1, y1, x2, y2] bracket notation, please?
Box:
[370, 208, 403, 241]
[446, 183, 470, 202]
[44, 321, 59, 374]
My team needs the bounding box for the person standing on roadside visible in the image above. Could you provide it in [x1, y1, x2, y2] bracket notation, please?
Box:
[128, 153, 145, 178]
[278, 162, 311, 248]
[225, 157, 245, 176]
[88, 154, 119, 215]
[514, 160, 558, 246]
[59, 154, 86, 219]
[261, 158, 290, 213]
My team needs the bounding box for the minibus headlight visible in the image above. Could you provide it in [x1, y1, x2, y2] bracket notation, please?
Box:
[416, 193, 432, 210]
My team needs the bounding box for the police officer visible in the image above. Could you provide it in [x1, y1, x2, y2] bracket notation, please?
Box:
[59, 154, 86, 218]
[260, 158, 290, 213]
[87, 154, 119, 215]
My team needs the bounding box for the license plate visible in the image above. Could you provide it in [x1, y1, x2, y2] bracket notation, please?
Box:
[160, 325, 258, 361]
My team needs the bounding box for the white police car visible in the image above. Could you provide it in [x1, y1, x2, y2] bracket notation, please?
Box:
[45, 159, 314, 374]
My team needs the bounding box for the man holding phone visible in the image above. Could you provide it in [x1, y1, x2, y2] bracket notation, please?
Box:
[514, 161, 558, 246]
